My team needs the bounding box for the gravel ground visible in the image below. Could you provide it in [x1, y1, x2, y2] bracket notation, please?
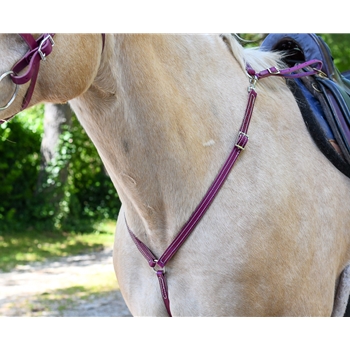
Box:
[0, 247, 132, 317]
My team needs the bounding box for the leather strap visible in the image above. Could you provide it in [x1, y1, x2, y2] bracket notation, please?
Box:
[252, 59, 323, 79]
[156, 270, 171, 316]
[1, 33, 105, 116]
[101, 34, 106, 53]
[126, 218, 172, 315]
[125, 58, 323, 317]
[11, 34, 55, 110]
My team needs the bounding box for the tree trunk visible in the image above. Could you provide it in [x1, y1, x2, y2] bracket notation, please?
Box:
[40, 103, 72, 169]
[35, 103, 72, 220]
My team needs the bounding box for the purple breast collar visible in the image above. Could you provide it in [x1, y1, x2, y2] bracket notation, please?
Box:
[125, 58, 324, 316]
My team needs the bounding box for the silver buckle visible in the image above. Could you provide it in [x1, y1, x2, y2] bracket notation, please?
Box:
[247, 75, 258, 92]
[38, 35, 55, 61]
[0, 71, 18, 111]
[313, 68, 327, 78]
[267, 67, 281, 75]
[235, 131, 249, 150]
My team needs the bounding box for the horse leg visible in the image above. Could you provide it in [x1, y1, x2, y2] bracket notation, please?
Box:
[332, 265, 350, 316]
[344, 296, 350, 317]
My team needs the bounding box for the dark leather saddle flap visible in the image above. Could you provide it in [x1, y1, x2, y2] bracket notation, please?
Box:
[260, 34, 350, 177]
[317, 77, 350, 154]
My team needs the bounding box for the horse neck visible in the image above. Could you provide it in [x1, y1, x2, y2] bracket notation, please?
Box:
[70, 34, 249, 249]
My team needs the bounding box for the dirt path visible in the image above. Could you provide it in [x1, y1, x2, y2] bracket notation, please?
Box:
[0, 247, 132, 317]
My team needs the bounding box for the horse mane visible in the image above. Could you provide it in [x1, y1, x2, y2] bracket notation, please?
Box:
[221, 34, 288, 92]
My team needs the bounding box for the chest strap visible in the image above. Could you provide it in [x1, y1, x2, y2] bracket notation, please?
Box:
[125, 58, 323, 316]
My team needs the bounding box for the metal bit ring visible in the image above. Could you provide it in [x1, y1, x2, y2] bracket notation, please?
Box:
[0, 71, 18, 111]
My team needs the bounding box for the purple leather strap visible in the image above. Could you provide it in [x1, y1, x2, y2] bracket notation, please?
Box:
[0, 33, 106, 122]
[127, 219, 158, 268]
[18, 34, 38, 50]
[251, 59, 323, 79]
[11, 34, 55, 110]
[126, 218, 172, 316]
[156, 270, 171, 316]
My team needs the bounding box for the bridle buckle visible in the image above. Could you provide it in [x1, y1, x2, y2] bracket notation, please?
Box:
[248, 75, 258, 92]
[235, 131, 249, 150]
[38, 35, 55, 61]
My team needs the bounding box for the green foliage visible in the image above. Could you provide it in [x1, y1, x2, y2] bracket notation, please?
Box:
[0, 105, 120, 231]
[237, 33, 268, 47]
[0, 105, 43, 223]
[41, 112, 121, 229]
[318, 34, 350, 73]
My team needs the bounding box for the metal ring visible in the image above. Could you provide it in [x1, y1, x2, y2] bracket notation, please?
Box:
[312, 83, 321, 93]
[152, 260, 165, 274]
[0, 71, 18, 111]
[313, 68, 327, 79]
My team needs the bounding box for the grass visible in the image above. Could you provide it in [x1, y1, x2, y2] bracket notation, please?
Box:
[0, 220, 116, 272]
[0, 220, 126, 317]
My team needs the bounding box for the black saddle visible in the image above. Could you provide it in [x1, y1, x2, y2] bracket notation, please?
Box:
[260, 34, 350, 178]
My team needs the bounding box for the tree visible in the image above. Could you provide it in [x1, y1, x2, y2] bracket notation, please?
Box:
[318, 34, 350, 73]
[34, 103, 73, 227]
[37, 103, 72, 191]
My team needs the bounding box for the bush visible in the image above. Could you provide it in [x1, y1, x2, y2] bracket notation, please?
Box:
[318, 34, 350, 73]
[0, 105, 43, 223]
[0, 105, 121, 231]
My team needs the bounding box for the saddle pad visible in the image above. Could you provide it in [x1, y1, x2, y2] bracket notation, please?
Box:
[260, 34, 350, 178]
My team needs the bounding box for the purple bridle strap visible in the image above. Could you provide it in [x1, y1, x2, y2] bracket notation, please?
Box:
[11, 34, 55, 111]
[1, 34, 105, 119]
[126, 58, 323, 317]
